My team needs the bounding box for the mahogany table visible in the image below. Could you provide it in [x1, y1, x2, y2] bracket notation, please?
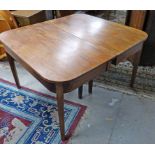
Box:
[0, 14, 147, 141]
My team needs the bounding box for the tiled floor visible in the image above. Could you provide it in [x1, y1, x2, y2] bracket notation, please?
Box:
[0, 60, 155, 143]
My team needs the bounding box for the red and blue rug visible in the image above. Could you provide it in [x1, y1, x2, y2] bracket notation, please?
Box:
[0, 78, 86, 144]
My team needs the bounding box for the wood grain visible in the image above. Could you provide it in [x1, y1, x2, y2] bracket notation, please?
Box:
[126, 11, 147, 30]
[11, 10, 43, 18]
[0, 14, 148, 141]
[0, 10, 18, 29]
[52, 14, 147, 53]
[0, 16, 11, 60]
[0, 14, 147, 83]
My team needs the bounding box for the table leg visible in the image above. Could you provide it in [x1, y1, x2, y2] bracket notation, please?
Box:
[78, 85, 83, 99]
[88, 80, 93, 94]
[56, 83, 65, 141]
[6, 53, 21, 89]
[130, 51, 142, 87]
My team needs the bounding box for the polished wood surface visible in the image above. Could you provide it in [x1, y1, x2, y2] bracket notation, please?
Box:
[0, 11, 18, 60]
[126, 11, 147, 30]
[6, 53, 21, 89]
[0, 10, 18, 29]
[0, 16, 11, 32]
[0, 16, 10, 60]
[52, 14, 147, 53]
[0, 14, 148, 140]
[0, 14, 147, 83]
[11, 10, 43, 18]
[125, 11, 147, 64]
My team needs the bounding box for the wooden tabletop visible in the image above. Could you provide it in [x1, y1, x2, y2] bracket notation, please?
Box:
[11, 10, 43, 18]
[52, 14, 147, 54]
[0, 14, 147, 83]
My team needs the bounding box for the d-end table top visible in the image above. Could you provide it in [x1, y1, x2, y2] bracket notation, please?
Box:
[0, 14, 148, 83]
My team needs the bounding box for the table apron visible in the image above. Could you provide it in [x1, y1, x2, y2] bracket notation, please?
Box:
[3, 45, 57, 92]
[4, 42, 143, 95]
[113, 42, 143, 65]
[4, 45, 109, 94]
[63, 63, 108, 93]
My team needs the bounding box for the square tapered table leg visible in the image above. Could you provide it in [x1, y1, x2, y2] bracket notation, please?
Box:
[6, 53, 21, 89]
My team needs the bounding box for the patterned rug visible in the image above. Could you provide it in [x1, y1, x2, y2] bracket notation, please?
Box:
[0, 78, 86, 144]
[96, 61, 155, 94]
